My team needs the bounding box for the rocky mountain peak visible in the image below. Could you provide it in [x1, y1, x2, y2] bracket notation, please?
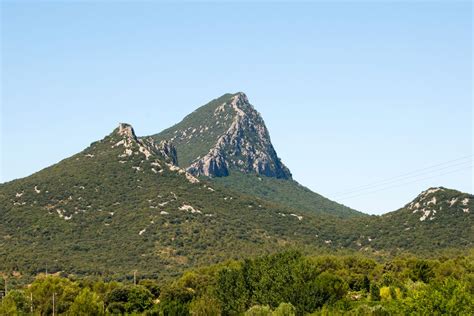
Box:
[159, 92, 292, 179]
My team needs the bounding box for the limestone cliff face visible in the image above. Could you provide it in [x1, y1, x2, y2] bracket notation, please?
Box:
[154, 93, 292, 179]
[187, 93, 292, 179]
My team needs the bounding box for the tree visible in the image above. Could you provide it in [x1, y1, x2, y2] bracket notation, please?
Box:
[67, 288, 104, 315]
[4, 290, 29, 313]
[28, 275, 80, 315]
[106, 285, 153, 313]
[189, 295, 221, 316]
[126, 286, 153, 312]
[409, 260, 434, 283]
[216, 267, 249, 315]
[296, 272, 347, 312]
[139, 279, 161, 298]
[401, 278, 474, 314]
[0, 295, 17, 315]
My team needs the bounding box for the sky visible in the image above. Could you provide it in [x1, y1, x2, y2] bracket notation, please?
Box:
[1, 1, 472, 215]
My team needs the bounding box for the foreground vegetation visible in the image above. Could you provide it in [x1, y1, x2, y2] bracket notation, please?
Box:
[1, 250, 472, 315]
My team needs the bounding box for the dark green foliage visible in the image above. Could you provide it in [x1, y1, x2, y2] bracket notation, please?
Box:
[216, 268, 249, 314]
[215, 251, 350, 314]
[408, 259, 434, 283]
[106, 285, 153, 313]
[370, 283, 381, 301]
[212, 173, 362, 218]
[139, 279, 161, 298]
[107, 302, 126, 314]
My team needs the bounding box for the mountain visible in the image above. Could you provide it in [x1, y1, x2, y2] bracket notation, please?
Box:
[0, 121, 471, 280]
[0, 123, 353, 279]
[356, 187, 473, 252]
[0, 95, 472, 281]
[151, 92, 362, 218]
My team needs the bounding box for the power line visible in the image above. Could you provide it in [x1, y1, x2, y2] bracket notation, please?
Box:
[334, 155, 472, 196]
[333, 159, 472, 198]
[337, 165, 472, 201]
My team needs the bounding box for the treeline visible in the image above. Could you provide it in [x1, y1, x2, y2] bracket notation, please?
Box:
[1, 250, 473, 315]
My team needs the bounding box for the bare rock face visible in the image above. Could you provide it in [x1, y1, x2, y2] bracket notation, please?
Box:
[117, 123, 136, 138]
[114, 123, 178, 165]
[187, 148, 229, 177]
[185, 93, 292, 179]
[156, 140, 178, 165]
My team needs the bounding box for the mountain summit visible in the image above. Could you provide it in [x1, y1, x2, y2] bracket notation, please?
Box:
[152, 93, 362, 218]
[153, 93, 291, 179]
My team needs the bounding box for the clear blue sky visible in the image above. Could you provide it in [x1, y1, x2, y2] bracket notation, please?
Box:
[1, 1, 472, 214]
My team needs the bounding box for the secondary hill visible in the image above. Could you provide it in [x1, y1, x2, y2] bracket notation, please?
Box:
[353, 187, 473, 252]
[151, 92, 362, 218]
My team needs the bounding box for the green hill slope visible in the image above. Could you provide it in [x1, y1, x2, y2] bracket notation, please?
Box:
[0, 123, 353, 279]
[212, 172, 359, 218]
[358, 187, 473, 252]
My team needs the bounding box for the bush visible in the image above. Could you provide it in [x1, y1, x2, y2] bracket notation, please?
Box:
[273, 302, 296, 316]
[245, 305, 272, 316]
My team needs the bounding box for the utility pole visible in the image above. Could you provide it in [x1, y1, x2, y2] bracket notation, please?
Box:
[52, 292, 56, 316]
[133, 270, 137, 286]
[30, 292, 33, 313]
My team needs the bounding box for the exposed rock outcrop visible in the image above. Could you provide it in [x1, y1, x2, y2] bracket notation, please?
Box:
[406, 187, 472, 221]
[186, 93, 292, 179]
[114, 123, 178, 164]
